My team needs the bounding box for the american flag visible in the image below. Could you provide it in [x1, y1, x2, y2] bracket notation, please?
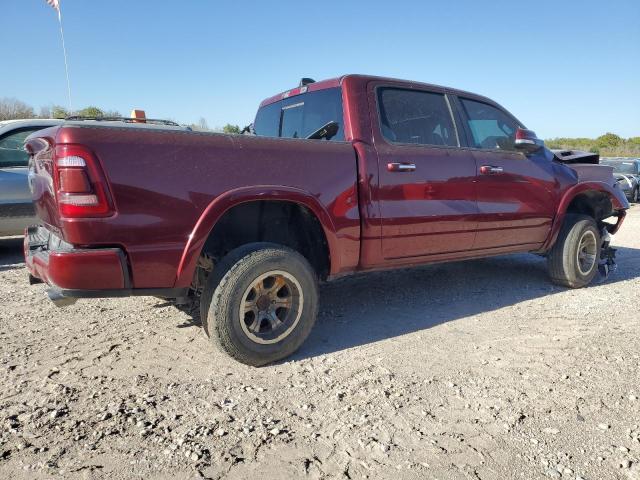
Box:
[45, 0, 60, 11]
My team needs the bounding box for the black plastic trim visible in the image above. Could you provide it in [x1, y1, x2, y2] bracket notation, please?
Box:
[47, 287, 189, 300]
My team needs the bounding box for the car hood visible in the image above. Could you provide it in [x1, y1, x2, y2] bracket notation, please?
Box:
[569, 163, 616, 184]
[551, 149, 600, 164]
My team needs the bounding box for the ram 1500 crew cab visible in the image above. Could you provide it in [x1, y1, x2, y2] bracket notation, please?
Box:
[24, 75, 628, 365]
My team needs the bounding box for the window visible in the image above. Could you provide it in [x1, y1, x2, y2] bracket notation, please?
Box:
[460, 98, 521, 150]
[600, 160, 637, 175]
[377, 88, 457, 147]
[0, 129, 39, 167]
[253, 87, 345, 141]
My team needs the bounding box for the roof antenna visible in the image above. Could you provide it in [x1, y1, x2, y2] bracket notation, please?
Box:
[299, 78, 316, 87]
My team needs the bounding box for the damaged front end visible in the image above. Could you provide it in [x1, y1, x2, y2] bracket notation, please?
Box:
[598, 228, 617, 281]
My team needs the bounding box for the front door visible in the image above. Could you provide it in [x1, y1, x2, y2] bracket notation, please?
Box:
[372, 85, 478, 260]
[456, 97, 557, 250]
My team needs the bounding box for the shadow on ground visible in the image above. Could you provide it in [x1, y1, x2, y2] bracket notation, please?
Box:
[2, 235, 638, 360]
[0, 237, 24, 271]
[292, 246, 640, 359]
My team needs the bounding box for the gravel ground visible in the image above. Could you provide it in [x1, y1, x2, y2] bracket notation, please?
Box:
[0, 207, 639, 480]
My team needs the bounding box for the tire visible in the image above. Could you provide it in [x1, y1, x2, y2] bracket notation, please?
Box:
[547, 214, 601, 288]
[632, 187, 639, 203]
[199, 242, 319, 366]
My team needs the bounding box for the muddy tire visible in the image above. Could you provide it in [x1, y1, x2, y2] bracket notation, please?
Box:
[199, 243, 319, 366]
[547, 214, 601, 288]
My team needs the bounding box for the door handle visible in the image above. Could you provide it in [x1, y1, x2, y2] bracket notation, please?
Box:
[387, 162, 416, 172]
[480, 165, 504, 175]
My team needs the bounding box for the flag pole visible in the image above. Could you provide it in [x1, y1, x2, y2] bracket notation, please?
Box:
[56, 1, 72, 113]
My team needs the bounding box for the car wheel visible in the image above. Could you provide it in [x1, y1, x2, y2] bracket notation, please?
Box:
[547, 214, 601, 288]
[633, 187, 639, 203]
[200, 242, 319, 366]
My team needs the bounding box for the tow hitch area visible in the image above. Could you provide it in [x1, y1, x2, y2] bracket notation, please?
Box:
[47, 289, 78, 308]
[598, 231, 617, 280]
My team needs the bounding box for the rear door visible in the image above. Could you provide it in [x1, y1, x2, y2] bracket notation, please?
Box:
[454, 96, 556, 250]
[0, 127, 43, 235]
[371, 84, 478, 259]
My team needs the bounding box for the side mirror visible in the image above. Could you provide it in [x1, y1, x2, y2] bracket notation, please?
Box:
[514, 127, 544, 154]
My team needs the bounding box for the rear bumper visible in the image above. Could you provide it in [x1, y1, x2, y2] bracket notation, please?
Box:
[24, 225, 188, 303]
[24, 225, 128, 290]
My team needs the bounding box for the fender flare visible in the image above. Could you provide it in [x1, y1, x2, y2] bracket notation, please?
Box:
[541, 181, 628, 251]
[173, 185, 339, 288]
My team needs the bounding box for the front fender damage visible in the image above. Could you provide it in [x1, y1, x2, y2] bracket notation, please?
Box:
[598, 228, 617, 281]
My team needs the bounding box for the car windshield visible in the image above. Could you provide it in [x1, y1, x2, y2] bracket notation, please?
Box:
[600, 160, 636, 174]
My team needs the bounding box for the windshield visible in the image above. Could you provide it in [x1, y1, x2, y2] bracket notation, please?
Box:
[600, 160, 637, 174]
[254, 87, 344, 141]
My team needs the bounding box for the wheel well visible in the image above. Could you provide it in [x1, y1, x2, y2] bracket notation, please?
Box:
[200, 200, 330, 280]
[565, 191, 613, 223]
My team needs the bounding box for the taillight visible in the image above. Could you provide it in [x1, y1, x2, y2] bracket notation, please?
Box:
[54, 145, 114, 218]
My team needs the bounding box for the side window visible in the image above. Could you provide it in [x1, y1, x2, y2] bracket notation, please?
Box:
[0, 128, 40, 167]
[377, 88, 458, 147]
[460, 98, 520, 150]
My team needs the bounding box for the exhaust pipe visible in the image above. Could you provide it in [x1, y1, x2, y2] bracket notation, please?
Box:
[47, 289, 78, 307]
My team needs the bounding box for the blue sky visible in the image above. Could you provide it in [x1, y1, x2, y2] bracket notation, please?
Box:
[2, 0, 639, 138]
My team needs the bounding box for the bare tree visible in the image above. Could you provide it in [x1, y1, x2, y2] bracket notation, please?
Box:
[198, 117, 209, 130]
[0, 98, 35, 120]
[39, 106, 52, 118]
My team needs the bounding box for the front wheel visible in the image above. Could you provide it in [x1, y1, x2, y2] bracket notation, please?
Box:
[547, 214, 601, 288]
[200, 243, 319, 366]
[632, 187, 639, 203]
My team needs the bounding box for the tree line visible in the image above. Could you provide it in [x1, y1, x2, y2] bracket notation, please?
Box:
[0, 98, 121, 121]
[0, 97, 242, 134]
[543, 133, 639, 157]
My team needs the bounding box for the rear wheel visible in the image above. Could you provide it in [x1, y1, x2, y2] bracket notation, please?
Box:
[200, 243, 319, 366]
[547, 214, 601, 288]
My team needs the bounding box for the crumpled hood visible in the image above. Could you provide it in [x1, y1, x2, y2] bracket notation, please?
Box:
[551, 149, 600, 164]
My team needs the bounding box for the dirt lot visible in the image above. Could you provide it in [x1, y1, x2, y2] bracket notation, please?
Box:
[0, 208, 639, 480]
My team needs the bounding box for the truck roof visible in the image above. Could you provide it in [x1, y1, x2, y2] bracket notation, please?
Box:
[258, 74, 497, 108]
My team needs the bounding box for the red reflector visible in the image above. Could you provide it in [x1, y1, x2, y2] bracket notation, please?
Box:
[59, 168, 91, 193]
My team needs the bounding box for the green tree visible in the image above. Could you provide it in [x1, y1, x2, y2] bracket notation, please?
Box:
[51, 105, 69, 119]
[77, 106, 104, 118]
[595, 132, 623, 149]
[222, 124, 241, 134]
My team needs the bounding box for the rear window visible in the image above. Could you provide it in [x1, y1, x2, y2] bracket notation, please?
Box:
[253, 88, 345, 141]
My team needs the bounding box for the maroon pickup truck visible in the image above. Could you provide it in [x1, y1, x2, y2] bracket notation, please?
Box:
[24, 75, 628, 365]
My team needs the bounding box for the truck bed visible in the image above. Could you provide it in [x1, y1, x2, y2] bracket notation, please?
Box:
[28, 125, 361, 288]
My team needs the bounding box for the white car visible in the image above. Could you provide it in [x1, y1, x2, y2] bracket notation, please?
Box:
[0, 119, 64, 236]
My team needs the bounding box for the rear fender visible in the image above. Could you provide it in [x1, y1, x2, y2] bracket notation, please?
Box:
[173, 186, 339, 288]
[541, 182, 629, 251]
